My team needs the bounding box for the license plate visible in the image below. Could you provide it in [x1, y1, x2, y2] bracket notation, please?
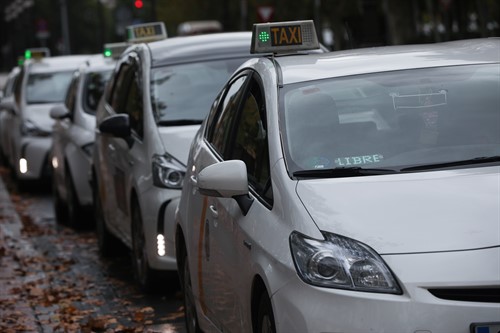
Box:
[471, 322, 500, 333]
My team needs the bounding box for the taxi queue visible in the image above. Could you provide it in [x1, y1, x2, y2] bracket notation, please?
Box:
[0, 20, 499, 333]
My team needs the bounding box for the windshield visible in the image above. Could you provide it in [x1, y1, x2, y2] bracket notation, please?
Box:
[281, 64, 500, 176]
[26, 71, 74, 104]
[83, 70, 112, 114]
[151, 58, 250, 125]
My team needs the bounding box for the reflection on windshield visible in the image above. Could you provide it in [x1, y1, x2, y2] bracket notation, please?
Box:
[26, 71, 74, 104]
[282, 64, 500, 175]
[150, 58, 250, 125]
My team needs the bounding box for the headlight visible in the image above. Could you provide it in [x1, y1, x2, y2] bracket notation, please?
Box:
[152, 153, 186, 189]
[290, 231, 402, 294]
[21, 120, 51, 137]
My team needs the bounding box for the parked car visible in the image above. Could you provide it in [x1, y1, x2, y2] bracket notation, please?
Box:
[50, 53, 115, 228]
[0, 51, 90, 185]
[92, 22, 267, 291]
[175, 21, 500, 333]
[0, 66, 21, 163]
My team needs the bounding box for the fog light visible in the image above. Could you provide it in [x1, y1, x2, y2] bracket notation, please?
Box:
[157, 234, 166, 256]
[19, 158, 28, 174]
[52, 156, 59, 169]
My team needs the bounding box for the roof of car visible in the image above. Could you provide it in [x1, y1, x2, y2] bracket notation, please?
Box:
[79, 54, 116, 73]
[273, 38, 500, 85]
[146, 32, 254, 67]
[26, 55, 91, 73]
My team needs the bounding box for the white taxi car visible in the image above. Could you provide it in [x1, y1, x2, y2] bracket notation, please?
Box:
[0, 50, 90, 185]
[0, 66, 21, 163]
[92, 22, 267, 291]
[50, 52, 116, 228]
[174, 21, 500, 333]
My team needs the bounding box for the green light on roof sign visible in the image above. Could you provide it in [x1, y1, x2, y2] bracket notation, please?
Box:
[103, 48, 112, 57]
[25, 50, 32, 59]
[259, 31, 270, 43]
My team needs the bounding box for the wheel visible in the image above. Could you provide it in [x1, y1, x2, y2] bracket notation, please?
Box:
[93, 177, 118, 257]
[257, 291, 276, 333]
[131, 200, 156, 291]
[52, 171, 68, 225]
[180, 249, 201, 333]
[65, 168, 84, 229]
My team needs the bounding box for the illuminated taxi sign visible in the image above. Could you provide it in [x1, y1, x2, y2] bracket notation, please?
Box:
[251, 20, 319, 54]
[103, 42, 128, 59]
[126, 22, 167, 43]
[25, 47, 50, 60]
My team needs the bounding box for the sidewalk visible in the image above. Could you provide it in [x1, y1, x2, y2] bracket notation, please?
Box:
[0, 174, 42, 332]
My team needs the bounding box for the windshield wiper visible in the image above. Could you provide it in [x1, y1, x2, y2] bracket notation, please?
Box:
[400, 156, 500, 172]
[157, 119, 203, 126]
[293, 167, 398, 178]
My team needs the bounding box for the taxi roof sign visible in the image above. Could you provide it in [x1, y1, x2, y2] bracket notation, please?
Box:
[251, 20, 320, 54]
[103, 42, 128, 59]
[126, 22, 167, 43]
[25, 47, 51, 60]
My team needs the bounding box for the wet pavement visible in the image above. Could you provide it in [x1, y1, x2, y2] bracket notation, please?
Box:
[0, 166, 186, 333]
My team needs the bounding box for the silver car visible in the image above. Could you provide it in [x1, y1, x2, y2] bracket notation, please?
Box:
[50, 54, 115, 228]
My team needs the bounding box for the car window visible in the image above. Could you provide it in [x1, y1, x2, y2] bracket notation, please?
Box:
[26, 71, 74, 104]
[14, 67, 26, 105]
[281, 64, 500, 174]
[207, 74, 248, 158]
[109, 62, 132, 112]
[122, 63, 143, 138]
[65, 72, 79, 117]
[151, 57, 252, 125]
[228, 76, 273, 205]
[83, 70, 112, 115]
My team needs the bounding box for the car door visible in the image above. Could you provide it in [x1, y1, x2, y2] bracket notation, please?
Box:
[111, 53, 145, 240]
[196, 72, 272, 331]
[98, 59, 134, 236]
[52, 71, 79, 197]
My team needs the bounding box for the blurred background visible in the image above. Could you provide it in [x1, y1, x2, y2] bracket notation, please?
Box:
[1, 0, 499, 71]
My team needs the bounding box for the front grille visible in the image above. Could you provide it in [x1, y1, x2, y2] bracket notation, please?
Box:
[428, 288, 500, 303]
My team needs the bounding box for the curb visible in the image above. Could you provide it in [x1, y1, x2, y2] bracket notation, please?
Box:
[0, 175, 42, 332]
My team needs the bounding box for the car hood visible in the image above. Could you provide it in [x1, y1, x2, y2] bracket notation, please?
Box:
[296, 167, 500, 254]
[25, 103, 58, 132]
[158, 125, 200, 164]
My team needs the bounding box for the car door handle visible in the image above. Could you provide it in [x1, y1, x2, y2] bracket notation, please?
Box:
[108, 144, 116, 152]
[209, 205, 218, 218]
[190, 175, 197, 185]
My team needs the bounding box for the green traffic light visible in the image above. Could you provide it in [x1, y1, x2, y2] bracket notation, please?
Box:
[259, 31, 270, 43]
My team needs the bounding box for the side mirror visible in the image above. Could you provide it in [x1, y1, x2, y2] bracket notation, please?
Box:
[198, 160, 253, 215]
[49, 105, 70, 120]
[0, 99, 17, 115]
[99, 113, 131, 139]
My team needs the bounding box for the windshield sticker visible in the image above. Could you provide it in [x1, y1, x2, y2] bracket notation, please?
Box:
[335, 154, 384, 167]
[390, 89, 447, 110]
[303, 156, 332, 169]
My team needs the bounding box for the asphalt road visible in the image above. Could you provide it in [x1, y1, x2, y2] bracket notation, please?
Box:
[0, 165, 187, 333]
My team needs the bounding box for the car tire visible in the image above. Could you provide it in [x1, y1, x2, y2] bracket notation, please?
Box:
[131, 200, 156, 291]
[52, 171, 68, 225]
[180, 249, 201, 333]
[93, 178, 118, 257]
[65, 168, 84, 229]
[257, 291, 276, 333]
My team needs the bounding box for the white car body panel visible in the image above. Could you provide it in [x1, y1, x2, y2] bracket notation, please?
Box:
[296, 166, 500, 253]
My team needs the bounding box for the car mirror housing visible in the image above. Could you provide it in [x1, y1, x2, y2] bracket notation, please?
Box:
[49, 105, 70, 120]
[99, 113, 131, 139]
[0, 99, 18, 115]
[198, 160, 253, 215]
[198, 160, 249, 198]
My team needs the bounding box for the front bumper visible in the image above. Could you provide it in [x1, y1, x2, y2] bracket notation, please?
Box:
[17, 136, 52, 180]
[139, 187, 181, 272]
[272, 247, 500, 333]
